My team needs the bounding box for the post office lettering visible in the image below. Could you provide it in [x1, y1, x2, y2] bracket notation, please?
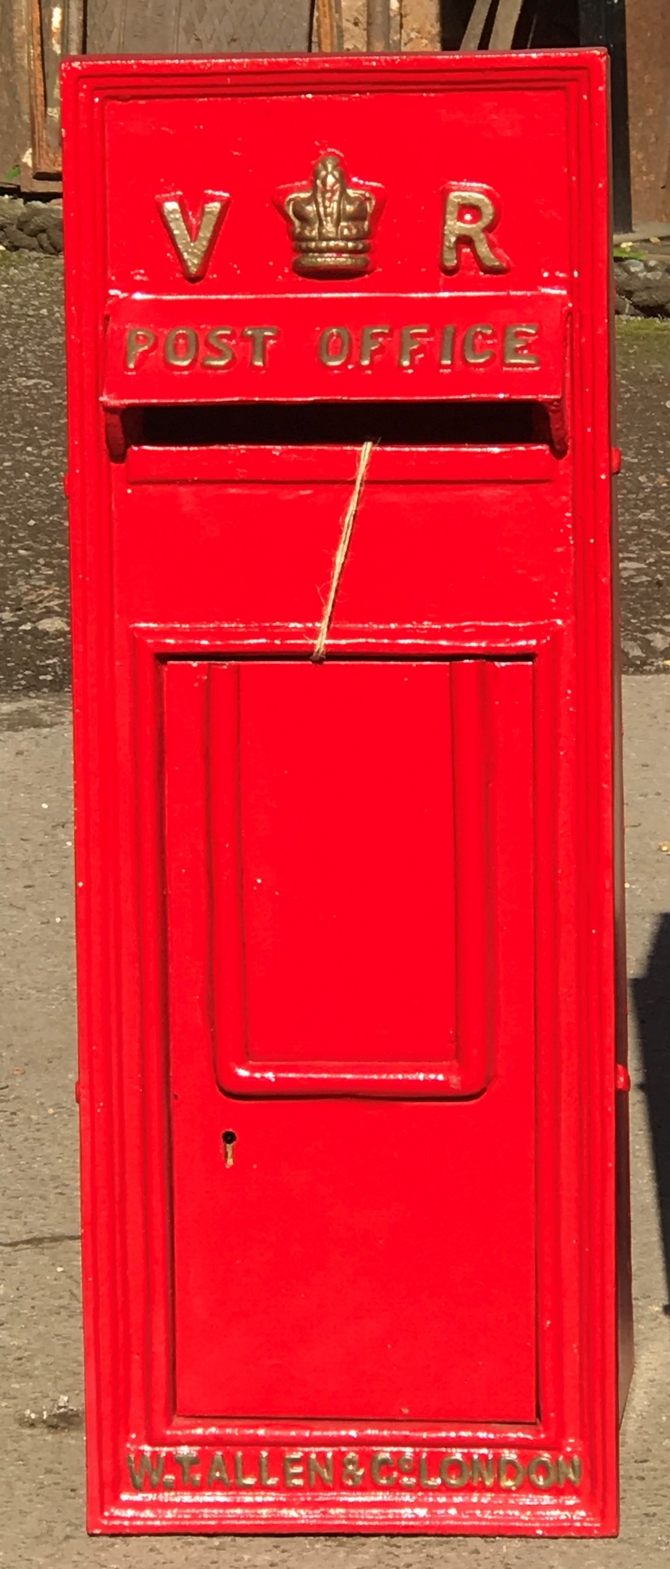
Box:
[202, 327, 236, 367]
[241, 325, 281, 367]
[124, 322, 542, 375]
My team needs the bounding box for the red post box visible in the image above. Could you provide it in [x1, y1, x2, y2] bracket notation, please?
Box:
[62, 52, 631, 1537]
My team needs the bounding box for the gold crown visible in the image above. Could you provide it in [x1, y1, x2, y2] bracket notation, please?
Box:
[282, 155, 376, 276]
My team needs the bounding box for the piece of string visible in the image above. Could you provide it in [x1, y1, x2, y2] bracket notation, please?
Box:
[312, 439, 375, 663]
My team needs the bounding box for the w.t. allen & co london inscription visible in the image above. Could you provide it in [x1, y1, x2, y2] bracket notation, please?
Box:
[127, 1447, 584, 1495]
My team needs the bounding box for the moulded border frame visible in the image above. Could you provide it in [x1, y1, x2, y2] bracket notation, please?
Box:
[61, 51, 624, 1536]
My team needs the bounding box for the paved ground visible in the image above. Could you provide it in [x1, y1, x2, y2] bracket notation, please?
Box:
[617, 322, 670, 670]
[0, 253, 69, 697]
[1, 680, 670, 1565]
[2, 252, 670, 1560]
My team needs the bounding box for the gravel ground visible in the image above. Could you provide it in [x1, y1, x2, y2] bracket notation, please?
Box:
[617, 320, 670, 671]
[0, 253, 69, 697]
[0, 256, 670, 693]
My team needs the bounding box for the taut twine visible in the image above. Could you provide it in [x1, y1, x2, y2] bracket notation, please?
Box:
[312, 440, 375, 663]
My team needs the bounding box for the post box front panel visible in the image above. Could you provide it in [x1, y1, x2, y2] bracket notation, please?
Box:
[62, 54, 627, 1536]
[164, 656, 536, 1420]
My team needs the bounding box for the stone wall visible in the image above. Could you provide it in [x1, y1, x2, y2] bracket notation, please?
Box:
[0, 198, 63, 254]
[615, 244, 670, 317]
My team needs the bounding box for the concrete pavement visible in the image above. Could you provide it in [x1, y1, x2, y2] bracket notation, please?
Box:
[1, 678, 670, 1564]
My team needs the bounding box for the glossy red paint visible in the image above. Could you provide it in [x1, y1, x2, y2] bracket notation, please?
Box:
[61, 53, 631, 1536]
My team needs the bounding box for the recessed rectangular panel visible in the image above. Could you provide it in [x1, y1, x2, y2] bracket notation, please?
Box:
[208, 660, 503, 1096]
[212, 661, 452, 1090]
[165, 656, 537, 1422]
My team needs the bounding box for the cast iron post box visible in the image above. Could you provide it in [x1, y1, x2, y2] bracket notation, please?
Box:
[62, 52, 631, 1537]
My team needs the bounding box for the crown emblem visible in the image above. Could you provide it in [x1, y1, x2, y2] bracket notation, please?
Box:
[279, 155, 381, 277]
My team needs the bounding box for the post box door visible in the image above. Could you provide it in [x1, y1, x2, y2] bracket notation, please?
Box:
[163, 651, 536, 1422]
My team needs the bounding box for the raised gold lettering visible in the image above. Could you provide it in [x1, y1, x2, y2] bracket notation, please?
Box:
[397, 1450, 417, 1486]
[126, 328, 156, 371]
[207, 1453, 231, 1487]
[472, 1454, 495, 1487]
[440, 1454, 471, 1488]
[165, 328, 198, 368]
[439, 325, 455, 367]
[441, 188, 509, 274]
[419, 1453, 441, 1488]
[463, 325, 495, 365]
[342, 1451, 365, 1487]
[127, 1443, 577, 1499]
[499, 1454, 525, 1490]
[174, 1449, 200, 1488]
[371, 1451, 397, 1486]
[242, 326, 280, 368]
[399, 325, 430, 368]
[503, 323, 541, 367]
[360, 325, 392, 366]
[283, 1452, 305, 1488]
[158, 194, 228, 281]
[234, 1452, 257, 1487]
[308, 1452, 334, 1487]
[203, 327, 236, 368]
[528, 1454, 558, 1489]
[557, 1454, 583, 1488]
[127, 1450, 165, 1490]
[259, 1451, 279, 1487]
[319, 326, 352, 367]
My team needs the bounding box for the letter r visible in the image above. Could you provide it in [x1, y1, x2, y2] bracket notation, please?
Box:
[441, 188, 510, 274]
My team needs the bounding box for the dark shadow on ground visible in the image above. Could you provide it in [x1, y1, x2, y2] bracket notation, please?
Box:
[632, 912, 670, 1300]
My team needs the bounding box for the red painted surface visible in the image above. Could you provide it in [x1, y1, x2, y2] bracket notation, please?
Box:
[166, 657, 536, 1419]
[61, 52, 630, 1536]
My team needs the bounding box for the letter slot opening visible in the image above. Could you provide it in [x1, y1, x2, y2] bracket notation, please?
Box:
[104, 400, 567, 459]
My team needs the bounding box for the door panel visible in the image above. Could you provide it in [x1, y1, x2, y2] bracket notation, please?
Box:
[165, 656, 537, 1422]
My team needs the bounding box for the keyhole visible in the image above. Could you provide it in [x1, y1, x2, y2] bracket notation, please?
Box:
[222, 1130, 237, 1168]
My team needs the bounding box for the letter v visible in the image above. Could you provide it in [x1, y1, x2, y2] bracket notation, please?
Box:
[158, 192, 230, 280]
